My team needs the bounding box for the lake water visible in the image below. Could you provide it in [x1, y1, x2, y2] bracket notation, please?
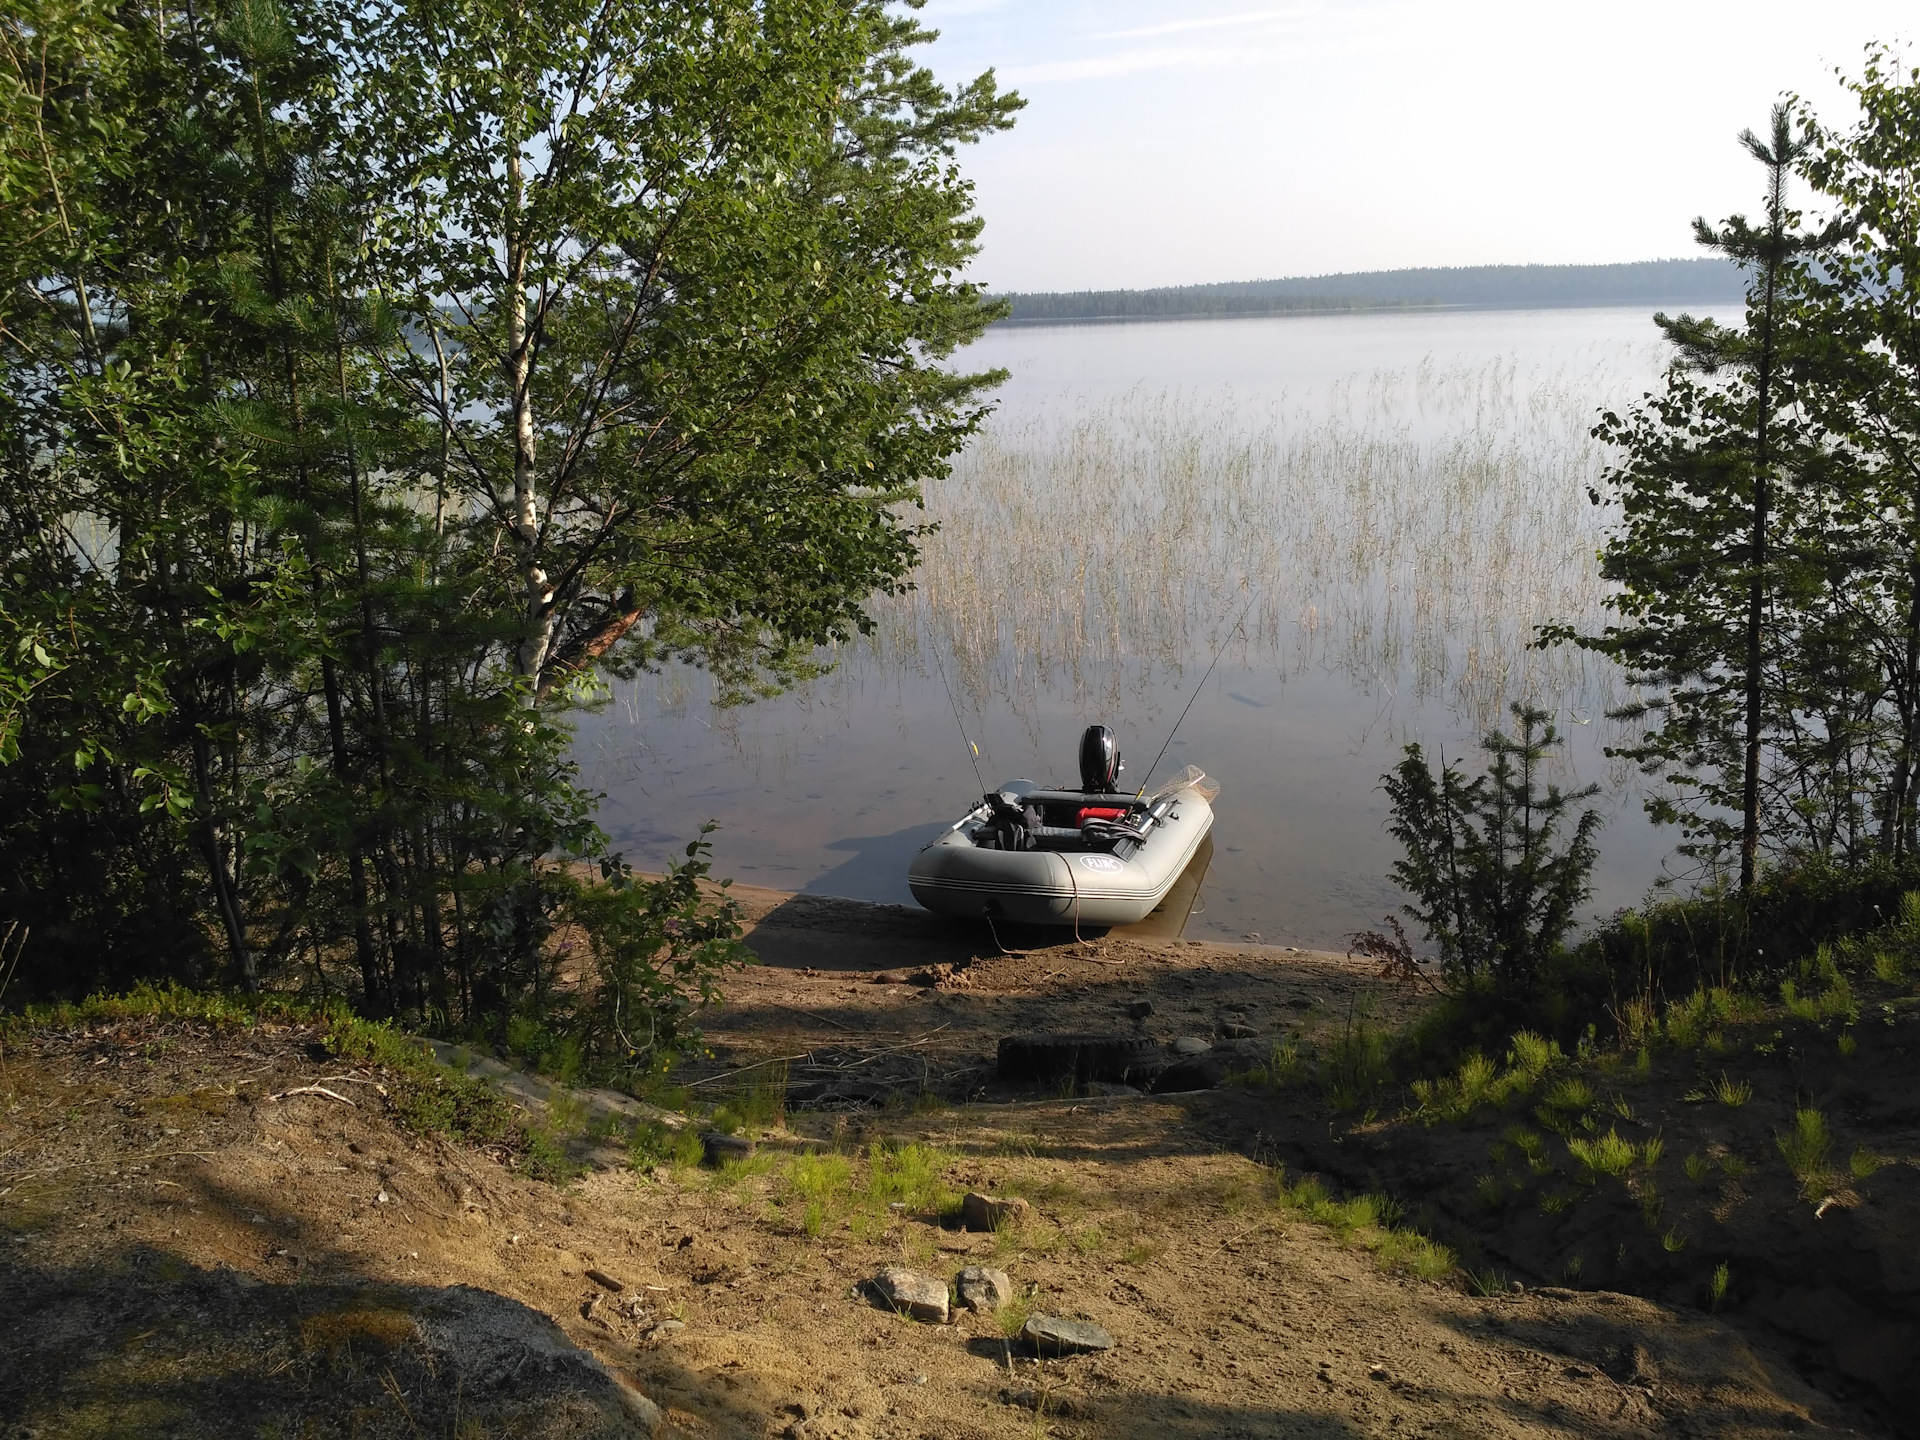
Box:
[576, 305, 1725, 948]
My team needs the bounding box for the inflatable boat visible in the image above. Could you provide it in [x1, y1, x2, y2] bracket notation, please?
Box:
[908, 726, 1218, 928]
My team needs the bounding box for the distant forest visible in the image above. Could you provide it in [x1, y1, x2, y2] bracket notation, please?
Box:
[993, 258, 1747, 323]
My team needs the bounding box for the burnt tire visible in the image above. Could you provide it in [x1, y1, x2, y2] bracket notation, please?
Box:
[996, 1033, 1164, 1085]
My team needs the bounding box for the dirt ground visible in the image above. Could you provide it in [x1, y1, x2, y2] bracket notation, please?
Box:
[0, 887, 1907, 1439]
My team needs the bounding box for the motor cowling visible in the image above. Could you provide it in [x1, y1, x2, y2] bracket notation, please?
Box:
[1078, 724, 1121, 793]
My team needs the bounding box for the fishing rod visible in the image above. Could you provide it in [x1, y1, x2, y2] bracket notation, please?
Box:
[928, 637, 988, 797]
[1134, 586, 1260, 798]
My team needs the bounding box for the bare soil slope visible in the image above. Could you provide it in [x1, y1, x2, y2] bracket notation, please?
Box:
[0, 892, 1902, 1439]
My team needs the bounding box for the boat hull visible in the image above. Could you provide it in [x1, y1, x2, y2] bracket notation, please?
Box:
[908, 786, 1214, 927]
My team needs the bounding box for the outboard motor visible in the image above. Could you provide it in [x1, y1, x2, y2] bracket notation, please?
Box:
[1078, 724, 1122, 793]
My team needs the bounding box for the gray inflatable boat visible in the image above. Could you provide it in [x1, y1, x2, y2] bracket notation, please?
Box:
[908, 726, 1218, 928]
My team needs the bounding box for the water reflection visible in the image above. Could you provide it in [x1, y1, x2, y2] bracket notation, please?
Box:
[577, 307, 1716, 947]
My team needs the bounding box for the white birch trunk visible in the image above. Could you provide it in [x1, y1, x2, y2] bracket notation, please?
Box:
[504, 146, 556, 691]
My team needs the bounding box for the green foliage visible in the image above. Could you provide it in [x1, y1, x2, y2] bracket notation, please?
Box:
[629, 1121, 704, 1173]
[1274, 1172, 1454, 1281]
[1708, 1262, 1731, 1312]
[0, 0, 1020, 1054]
[1775, 1107, 1833, 1201]
[1550, 104, 1849, 885]
[1565, 1128, 1638, 1182]
[1711, 1073, 1753, 1107]
[322, 1011, 521, 1149]
[562, 832, 753, 1080]
[1409, 1050, 1500, 1122]
[1225, 1037, 1310, 1092]
[1384, 705, 1601, 993]
[1323, 1004, 1391, 1111]
[864, 1142, 959, 1217]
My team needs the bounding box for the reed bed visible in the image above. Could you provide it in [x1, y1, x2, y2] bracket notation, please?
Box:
[843, 356, 1642, 734]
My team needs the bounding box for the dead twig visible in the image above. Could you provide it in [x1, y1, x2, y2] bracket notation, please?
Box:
[269, 1085, 357, 1107]
[1345, 916, 1438, 991]
[682, 1053, 811, 1088]
[766, 1001, 862, 1033]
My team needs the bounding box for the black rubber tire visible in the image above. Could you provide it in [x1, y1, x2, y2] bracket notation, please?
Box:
[996, 1033, 1164, 1085]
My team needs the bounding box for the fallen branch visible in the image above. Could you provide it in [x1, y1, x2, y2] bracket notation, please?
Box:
[269, 1085, 357, 1107]
[683, 1053, 812, 1088]
[767, 1001, 862, 1033]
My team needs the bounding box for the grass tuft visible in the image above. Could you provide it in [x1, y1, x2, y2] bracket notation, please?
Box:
[1710, 1072, 1752, 1107]
[1565, 1127, 1636, 1181]
[1275, 1170, 1453, 1280]
[1774, 1108, 1833, 1202]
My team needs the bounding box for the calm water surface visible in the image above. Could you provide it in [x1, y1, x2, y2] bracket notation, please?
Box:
[577, 306, 1726, 947]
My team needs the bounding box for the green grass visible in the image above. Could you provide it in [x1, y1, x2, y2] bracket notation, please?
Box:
[1324, 1011, 1391, 1111]
[629, 1121, 704, 1172]
[1565, 1127, 1637, 1181]
[1275, 1172, 1454, 1281]
[1710, 1073, 1752, 1107]
[761, 1142, 962, 1241]
[1775, 1108, 1833, 1202]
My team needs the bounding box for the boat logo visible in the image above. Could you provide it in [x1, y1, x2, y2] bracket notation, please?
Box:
[1079, 854, 1124, 873]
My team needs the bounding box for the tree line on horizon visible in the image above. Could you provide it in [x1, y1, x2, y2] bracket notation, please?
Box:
[993, 258, 1747, 324]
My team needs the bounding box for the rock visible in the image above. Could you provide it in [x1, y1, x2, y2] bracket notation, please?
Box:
[1022, 1314, 1115, 1357]
[1169, 1036, 1210, 1056]
[871, 971, 907, 985]
[1152, 1037, 1269, 1093]
[869, 1267, 949, 1323]
[955, 1266, 1013, 1314]
[1125, 999, 1156, 1019]
[700, 1131, 754, 1166]
[1220, 1021, 1260, 1039]
[960, 1192, 1031, 1232]
[645, 1319, 685, 1341]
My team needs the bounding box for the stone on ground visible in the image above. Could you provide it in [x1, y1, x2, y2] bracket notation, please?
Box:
[1022, 1314, 1115, 1357]
[700, 1132, 754, 1166]
[960, 1192, 1031, 1232]
[954, 1266, 1013, 1314]
[870, 1267, 949, 1323]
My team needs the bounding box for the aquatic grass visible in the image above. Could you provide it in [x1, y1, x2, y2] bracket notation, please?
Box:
[871, 368, 1634, 733]
[623, 357, 1654, 756]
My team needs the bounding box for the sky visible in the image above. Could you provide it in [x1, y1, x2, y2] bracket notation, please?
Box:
[914, 1, 1916, 292]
